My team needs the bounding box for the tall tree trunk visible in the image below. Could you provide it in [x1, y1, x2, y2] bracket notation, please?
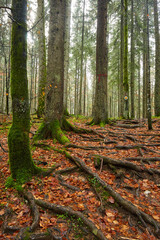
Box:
[79, 0, 85, 115]
[154, 0, 160, 116]
[37, 0, 47, 118]
[93, 0, 108, 125]
[120, 0, 124, 118]
[36, 0, 69, 145]
[146, 0, 152, 130]
[143, 4, 147, 118]
[64, 0, 72, 115]
[123, 0, 129, 119]
[83, 62, 86, 116]
[8, 0, 40, 183]
[138, 53, 141, 119]
[130, 0, 135, 119]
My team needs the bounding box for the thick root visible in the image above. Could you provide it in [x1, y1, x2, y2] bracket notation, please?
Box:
[65, 151, 160, 236]
[35, 198, 107, 240]
[62, 117, 93, 133]
[34, 120, 70, 145]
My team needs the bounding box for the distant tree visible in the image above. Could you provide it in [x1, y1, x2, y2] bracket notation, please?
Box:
[146, 0, 152, 130]
[8, 0, 40, 183]
[64, 0, 72, 115]
[37, 0, 47, 118]
[123, 0, 129, 119]
[154, 0, 160, 116]
[130, 0, 135, 119]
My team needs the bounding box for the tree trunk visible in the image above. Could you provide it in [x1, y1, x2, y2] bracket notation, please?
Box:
[8, 0, 40, 183]
[37, 0, 47, 118]
[154, 0, 160, 116]
[146, 0, 152, 130]
[64, 0, 72, 115]
[143, 4, 147, 118]
[120, 0, 124, 118]
[83, 62, 87, 116]
[79, 0, 85, 115]
[36, 0, 69, 145]
[130, 0, 135, 119]
[123, 0, 129, 119]
[93, 0, 108, 124]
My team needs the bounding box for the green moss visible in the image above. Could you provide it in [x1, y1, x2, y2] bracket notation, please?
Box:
[34, 120, 69, 145]
[51, 120, 70, 145]
[8, 126, 41, 184]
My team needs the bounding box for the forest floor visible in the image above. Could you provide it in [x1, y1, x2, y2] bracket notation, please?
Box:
[0, 114, 160, 240]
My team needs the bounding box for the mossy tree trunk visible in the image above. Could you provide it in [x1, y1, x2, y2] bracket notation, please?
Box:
[35, 0, 69, 145]
[8, 0, 40, 183]
[154, 0, 160, 116]
[37, 0, 47, 118]
[93, 0, 108, 125]
[123, 0, 129, 119]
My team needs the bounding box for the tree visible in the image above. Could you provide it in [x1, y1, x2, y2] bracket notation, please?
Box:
[35, 0, 69, 144]
[120, 0, 124, 118]
[130, 0, 135, 119]
[37, 0, 47, 118]
[64, 0, 72, 115]
[123, 0, 129, 119]
[92, 0, 108, 124]
[146, 0, 152, 130]
[154, 0, 160, 116]
[8, 0, 40, 183]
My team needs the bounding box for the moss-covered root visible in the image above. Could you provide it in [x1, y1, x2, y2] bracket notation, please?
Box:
[8, 126, 41, 184]
[62, 117, 93, 134]
[34, 120, 70, 145]
[51, 119, 70, 145]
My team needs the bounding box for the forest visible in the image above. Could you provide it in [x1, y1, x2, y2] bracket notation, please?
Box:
[0, 0, 160, 239]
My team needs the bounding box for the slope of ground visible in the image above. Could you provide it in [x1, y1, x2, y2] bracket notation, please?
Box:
[0, 115, 160, 240]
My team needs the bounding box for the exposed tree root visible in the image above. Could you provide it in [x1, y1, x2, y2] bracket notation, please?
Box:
[65, 152, 160, 237]
[113, 124, 144, 129]
[0, 143, 8, 153]
[15, 191, 40, 239]
[35, 198, 108, 240]
[92, 155, 159, 175]
[66, 143, 160, 154]
[56, 174, 81, 191]
[126, 157, 160, 162]
[2, 207, 20, 233]
[55, 166, 78, 174]
[33, 120, 70, 145]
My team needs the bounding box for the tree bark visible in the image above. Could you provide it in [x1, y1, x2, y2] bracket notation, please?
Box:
[8, 0, 40, 182]
[37, 0, 47, 118]
[123, 0, 129, 119]
[64, 0, 72, 114]
[35, 0, 69, 145]
[120, 0, 124, 118]
[146, 0, 152, 130]
[154, 0, 160, 116]
[130, 0, 135, 119]
[93, 0, 108, 124]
